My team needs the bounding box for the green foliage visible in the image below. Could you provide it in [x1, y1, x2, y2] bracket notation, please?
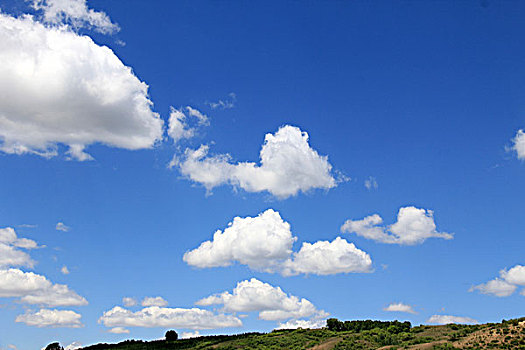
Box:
[326, 318, 411, 333]
[165, 330, 178, 341]
[74, 317, 524, 350]
[45, 343, 63, 350]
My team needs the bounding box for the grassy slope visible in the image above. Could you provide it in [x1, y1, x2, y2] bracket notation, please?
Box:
[80, 318, 525, 350]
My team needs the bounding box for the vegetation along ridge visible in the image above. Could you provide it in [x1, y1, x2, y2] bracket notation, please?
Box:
[44, 317, 525, 350]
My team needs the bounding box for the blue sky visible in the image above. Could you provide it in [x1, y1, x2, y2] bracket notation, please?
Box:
[0, 0, 525, 349]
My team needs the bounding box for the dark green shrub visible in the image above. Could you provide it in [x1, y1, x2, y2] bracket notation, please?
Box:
[45, 343, 63, 350]
[165, 329, 178, 341]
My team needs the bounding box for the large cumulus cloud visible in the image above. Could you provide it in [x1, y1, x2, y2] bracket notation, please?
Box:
[184, 209, 372, 276]
[196, 278, 328, 321]
[173, 125, 339, 198]
[0, 13, 163, 160]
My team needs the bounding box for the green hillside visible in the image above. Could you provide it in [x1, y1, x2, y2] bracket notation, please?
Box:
[56, 317, 525, 350]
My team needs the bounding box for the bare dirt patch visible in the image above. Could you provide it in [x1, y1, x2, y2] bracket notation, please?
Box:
[307, 337, 342, 350]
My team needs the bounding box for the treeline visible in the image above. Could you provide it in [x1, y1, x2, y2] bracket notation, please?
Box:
[81, 332, 265, 350]
[326, 318, 411, 334]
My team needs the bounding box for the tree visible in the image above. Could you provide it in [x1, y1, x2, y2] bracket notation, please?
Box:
[326, 318, 344, 332]
[45, 343, 63, 350]
[165, 329, 178, 341]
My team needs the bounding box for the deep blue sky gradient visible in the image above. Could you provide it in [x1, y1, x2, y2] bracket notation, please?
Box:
[1, 1, 525, 348]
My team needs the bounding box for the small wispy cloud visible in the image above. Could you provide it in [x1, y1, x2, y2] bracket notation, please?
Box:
[141, 296, 168, 307]
[510, 129, 525, 159]
[17, 224, 37, 228]
[383, 302, 417, 314]
[181, 331, 200, 339]
[427, 315, 478, 325]
[56, 222, 70, 232]
[167, 106, 209, 143]
[206, 93, 236, 110]
[108, 327, 130, 334]
[31, 0, 120, 34]
[364, 176, 378, 190]
[122, 297, 137, 307]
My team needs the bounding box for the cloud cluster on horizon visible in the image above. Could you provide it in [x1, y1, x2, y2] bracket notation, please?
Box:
[183, 209, 372, 276]
[99, 278, 328, 333]
[427, 315, 478, 325]
[276, 318, 327, 330]
[196, 278, 328, 321]
[98, 306, 242, 332]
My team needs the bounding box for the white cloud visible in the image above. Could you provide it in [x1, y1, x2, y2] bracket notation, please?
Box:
[0, 228, 86, 307]
[56, 222, 70, 232]
[20, 283, 87, 306]
[0, 227, 38, 249]
[0, 269, 49, 297]
[17, 224, 37, 228]
[282, 237, 372, 276]
[427, 315, 478, 325]
[174, 125, 338, 198]
[206, 93, 236, 110]
[0, 227, 37, 268]
[471, 279, 517, 297]
[500, 265, 525, 286]
[61, 266, 69, 275]
[122, 297, 137, 307]
[167, 106, 209, 143]
[511, 129, 525, 159]
[0, 268, 87, 306]
[141, 296, 168, 307]
[180, 331, 200, 339]
[521, 289, 525, 296]
[196, 278, 328, 321]
[64, 342, 82, 350]
[383, 303, 417, 314]
[108, 327, 129, 334]
[183, 209, 295, 272]
[184, 209, 371, 276]
[276, 319, 327, 330]
[15, 308, 83, 328]
[0, 244, 34, 268]
[364, 176, 378, 190]
[471, 264, 525, 297]
[31, 0, 119, 34]
[186, 106, 209, 125]
[0, 13, 163, 160]
[99, 306, 242, 330]
[341, 206, 453, 245]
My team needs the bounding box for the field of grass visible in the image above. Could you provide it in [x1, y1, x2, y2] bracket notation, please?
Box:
[71, 317, 525, 350]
